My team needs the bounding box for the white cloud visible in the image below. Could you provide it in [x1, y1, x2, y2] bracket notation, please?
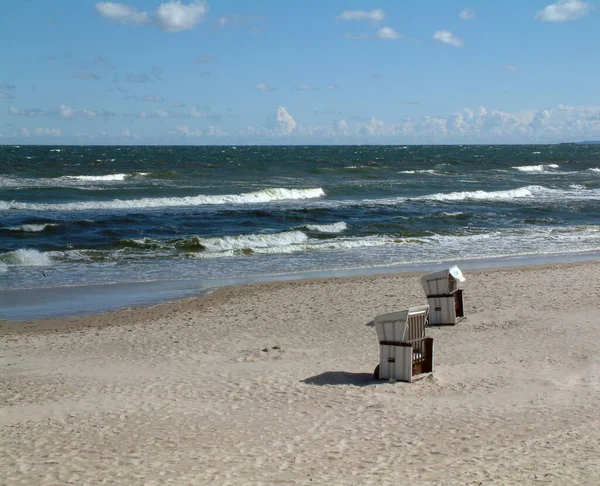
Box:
[136, 109, 181, 118]
[504, 65, 519, 72]
[276, 107, 297, 135]
[95, 2, 149, 25]
[459, 8, 476, 20]
[0, 92, 15, 99]
[34, 128, 61, 136]
[96, 1, 208, 32]
[433, 30, 464, 47]
[19, 128, 30, 137]
[328, 84, 340, 90]
[256, 82, 277, 92]
[59, 104, 97, 120]
[173, 125, 226, 137]
[376, 26, 402, 40]
[9, 106, 44, 117]
[297, 84, 318, 91]
[535, 0, 591, 22]
[154, 1, 209, 32]
[142, 95, 164, 102]
[242, 104, 600, 143]
[337, 9, 385, 22]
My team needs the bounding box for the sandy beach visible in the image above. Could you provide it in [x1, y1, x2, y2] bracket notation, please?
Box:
[1, 262, 599, 485]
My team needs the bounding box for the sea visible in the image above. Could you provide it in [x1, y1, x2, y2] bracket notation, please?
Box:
[1, 144, 600, 321]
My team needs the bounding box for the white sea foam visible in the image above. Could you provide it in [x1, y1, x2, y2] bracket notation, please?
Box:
[399, 169, 438, 174]
[588, 168, 600, 173]
[49, 148, 61, 152]
[0, 187, 326, 211]
[0, 249, 52, 266]
[0, 262, 7, 273]
[5, 224, 58, 232]
[194, 230, 309, 252]
[419, 185, 543, 202]
[513, 164, 559, 173]
[65, 173, 129, 181]
[302, 222, 347, 233]
[414, 185, 600, 203]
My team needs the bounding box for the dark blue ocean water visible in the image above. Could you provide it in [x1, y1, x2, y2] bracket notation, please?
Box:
[1, 144, 600, 318]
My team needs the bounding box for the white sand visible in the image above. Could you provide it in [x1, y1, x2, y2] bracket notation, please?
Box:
[1, 262, 599, 485]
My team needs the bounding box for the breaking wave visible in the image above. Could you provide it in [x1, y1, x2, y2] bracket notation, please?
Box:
[4, 223, 59, 232]
[300, 222, 347, 233]
[416, 185, 600, 203]
[0, 249, 52, 266]
[176, 230, 309, 252]
[513, 164, 559, 173]
[0, 187, 326, 211]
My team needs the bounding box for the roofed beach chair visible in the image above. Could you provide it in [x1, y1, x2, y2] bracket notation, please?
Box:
[373, 305, 433, 382]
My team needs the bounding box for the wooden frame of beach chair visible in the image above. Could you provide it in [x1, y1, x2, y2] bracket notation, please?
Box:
[373, 305, 434, 383]
[421, 266, 465, 326]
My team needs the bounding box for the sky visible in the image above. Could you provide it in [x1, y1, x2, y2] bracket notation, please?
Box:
[1, 0, 599, 145]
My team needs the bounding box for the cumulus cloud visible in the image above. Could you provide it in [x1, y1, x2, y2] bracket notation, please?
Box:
[275, 107, 297, 135]
[9, 106, 44, 117]
[58, 104, 100, 119]
[95, 2, 149, 25]
[72, 72, 101, 80]
[297, 84, 318, 91]
[256, 82, 277, 92]
[241, 104, 600, 143]
[0, 92, 15, 100]
[173, 125, 226, 137]
[433, 30, 464, 47]
[96, 1, 208, 32]
[535, 0, 591, 22]
[328, 84, 340, 90]
[136, 109, 181, 118]
[154, 1, 208, 32]
[459, 8, 476, 20]
[0, 83, 16, 90]
[19, 128, 30, 137]
[35, 127, 61, 136]
[504, 65, 519, 72]
[336, 9, 385, 22]
[376, 26, 402, 40]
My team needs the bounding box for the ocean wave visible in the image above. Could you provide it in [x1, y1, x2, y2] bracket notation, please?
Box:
[513, 164, 559, 173]
[418, 185, 542, 202]
[176, 230, 309, 252]
[588, 168, 600, 173]
[300, 222, 347, 233]
[398, 169, 439, 175]
[0, 249, 52, 266]
[4, 223, 59, 232]
[0, 187, 326, 211]
[415, 185, 600, 203]
[63, 172, 151, 182]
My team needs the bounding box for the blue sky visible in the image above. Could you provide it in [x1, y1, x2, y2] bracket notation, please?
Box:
[1, 0, 598, 144]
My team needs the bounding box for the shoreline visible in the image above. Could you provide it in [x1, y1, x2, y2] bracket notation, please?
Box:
[2, 257, 598, 335]
[2, 257, 599, 483]
[2, 249, 600, 323]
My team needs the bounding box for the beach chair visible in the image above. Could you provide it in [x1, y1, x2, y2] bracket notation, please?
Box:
[421, 266, 465, 326]
[373, 305, 433, 382]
